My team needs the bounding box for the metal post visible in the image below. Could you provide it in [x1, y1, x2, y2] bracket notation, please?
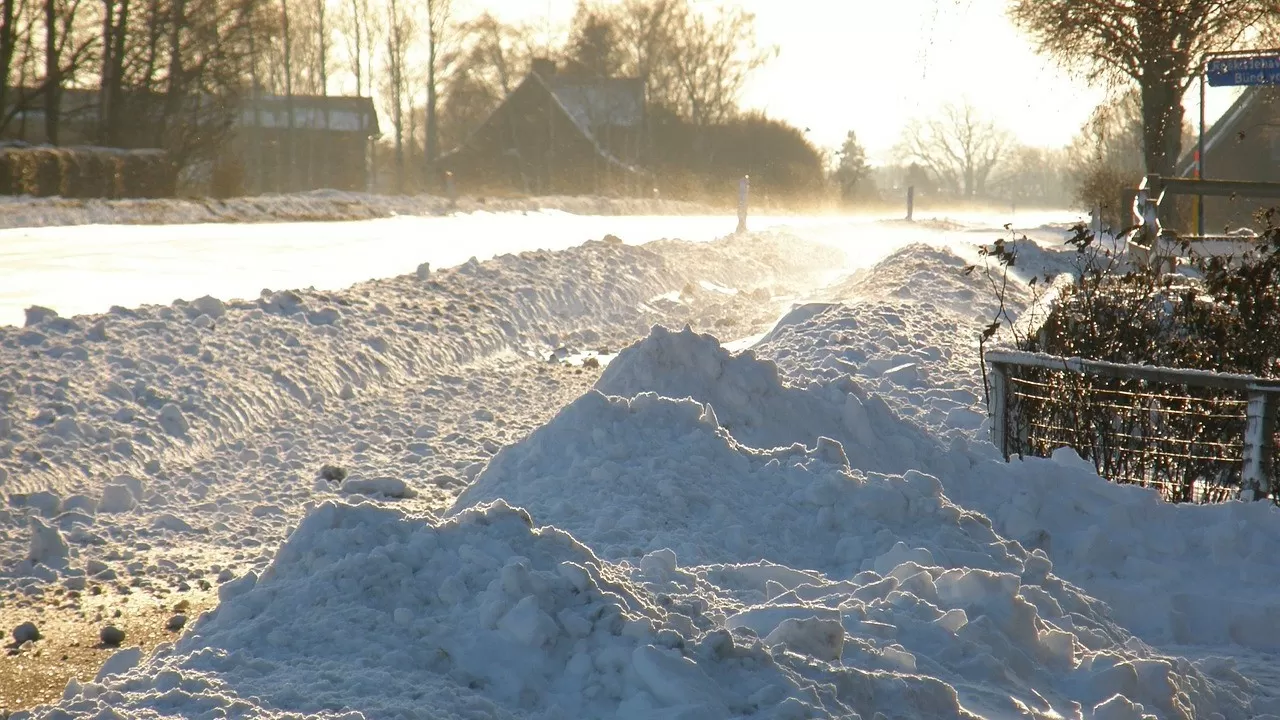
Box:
[1242, 388, 1276, 501]
[906, 185, 915, 222]
[988, 361, 1009, 460]
[736, 175, 749, 233]
[1198, 69, 1206, 237]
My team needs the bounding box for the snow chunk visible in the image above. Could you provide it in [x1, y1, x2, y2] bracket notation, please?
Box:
[339, 476, 418, 499]
[190, 295, 227, 319]
[28, 516, 70, 567]
[763, 617, 845, 662]
[157, 403, 190, 437]
[94, 647, 142, 681]
[24, 305, 59, 326]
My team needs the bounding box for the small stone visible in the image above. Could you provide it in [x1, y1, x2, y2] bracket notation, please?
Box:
[100, 625, 126, 646]
[166, 614, 187, 632]
[13, 621, 40, 644]
[317, 464, 347, 482]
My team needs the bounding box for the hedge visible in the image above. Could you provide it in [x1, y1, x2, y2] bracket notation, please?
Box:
[0, 145, 176, 199]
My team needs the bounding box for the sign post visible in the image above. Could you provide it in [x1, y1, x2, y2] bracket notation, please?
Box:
[1198, 49, 1280, 237]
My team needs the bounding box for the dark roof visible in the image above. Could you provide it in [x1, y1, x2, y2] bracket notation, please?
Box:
[543, 76, 645, 133]
[1177, 87, 1268, 176]
[440, 70, 646, 175]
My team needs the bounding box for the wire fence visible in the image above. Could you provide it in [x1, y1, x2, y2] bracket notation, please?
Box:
[986, 350, 1279, 504]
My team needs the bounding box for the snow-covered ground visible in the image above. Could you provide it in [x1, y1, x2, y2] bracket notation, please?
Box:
[5, 207, 1277, 720]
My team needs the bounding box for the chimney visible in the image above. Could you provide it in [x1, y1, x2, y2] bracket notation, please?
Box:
[531, 58, 556, 79]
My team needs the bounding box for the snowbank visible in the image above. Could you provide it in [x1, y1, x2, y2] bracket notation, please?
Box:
[16, 500, 961, 719]
[594, 325, 958, 478]
[452, 387, 1262, 719]
[945, 447, 1280, 653]
[457, 389, 974, 572]
[744, 242, 1280, 656]
[0, 191, 715, 229]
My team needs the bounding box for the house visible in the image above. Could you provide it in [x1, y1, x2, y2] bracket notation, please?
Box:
[234, 94, 380, 194]
[1176, 86, 1280, 232]
[439, 59, 649, 196]
[0, 88, 380, 195]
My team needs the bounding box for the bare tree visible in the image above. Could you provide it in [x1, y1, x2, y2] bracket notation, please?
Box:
[1010, 0, 1279, 179]
[336, 0, 375, 95]
[437, 12, 536, 150]
[895, 101, 1012, 198]
[380, 0, 411, 192]
[422, 0, 450, 185]
[664, 2, 768, 127]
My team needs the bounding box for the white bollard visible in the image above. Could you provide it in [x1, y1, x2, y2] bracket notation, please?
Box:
[737, 175, 749, 233]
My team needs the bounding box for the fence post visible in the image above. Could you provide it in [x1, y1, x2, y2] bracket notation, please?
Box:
[736, 175, 749, 233]
[1241, 388, 1277, 501]
[988, 360, 1010, 460]
[1090, 205, 1102, 238]
[906, 186, 915, 222]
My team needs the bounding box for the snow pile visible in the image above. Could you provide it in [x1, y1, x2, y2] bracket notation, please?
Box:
[21, 500, 894, 719]
[595, 325, 959, 477]
[751, 242, 1061, 441]
[0, 229, 838, 623]
[945, 447, 1280, 653]
[742, 241, 1280, 657]
[0, 235, 804, 501]
[453, 389, 1262, 719]
[0, 191, 714, 229]
[457, 390, 975, 572]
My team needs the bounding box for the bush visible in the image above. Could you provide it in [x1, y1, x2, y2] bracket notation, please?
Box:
[1025, 215, 1280, 376]
[977, 213, 1280, 502]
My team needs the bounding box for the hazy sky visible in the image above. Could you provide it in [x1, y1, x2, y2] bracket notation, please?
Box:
[460, 0, 1242, 163]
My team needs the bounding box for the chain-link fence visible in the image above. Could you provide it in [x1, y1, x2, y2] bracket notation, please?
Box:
[986, 350, 1279, 504]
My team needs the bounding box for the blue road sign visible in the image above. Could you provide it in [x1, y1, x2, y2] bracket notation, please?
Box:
[1207, 55, 1280, 87]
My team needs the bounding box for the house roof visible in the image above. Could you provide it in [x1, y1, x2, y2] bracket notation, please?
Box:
[440, 69, 647, 177]
[1177, 86, 1268, 176]
[544, 77, 645, 132]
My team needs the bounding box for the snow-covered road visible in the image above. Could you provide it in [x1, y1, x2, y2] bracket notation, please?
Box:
[0, 209, 1084, 327]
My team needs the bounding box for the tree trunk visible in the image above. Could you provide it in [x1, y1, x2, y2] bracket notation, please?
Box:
[347, 0, 361, 95]
[98, 0, 113, 142]
[0, 0, 17, 134]
[162, 0, 185, 143]
[317, 0, 326, 94]
[1140, 79, 1181, 177]
[1141, 76, 1184, 228]
[387, 2, 403, 194]
[281, 0, 294, 191]
[108, 0, 129, 143]
[44, 0, 58, 145]
[101, 0, 129, 145]
[425, 43, 438, 188]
